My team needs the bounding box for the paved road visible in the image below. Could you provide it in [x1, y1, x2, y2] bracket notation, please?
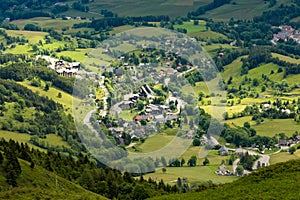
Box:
[232, 148, 271, 173]
[99, 76, 110, 117]
[232, 158, 240, 174]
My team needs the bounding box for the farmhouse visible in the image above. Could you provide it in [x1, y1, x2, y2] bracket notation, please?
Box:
[218, 146, 229, 156]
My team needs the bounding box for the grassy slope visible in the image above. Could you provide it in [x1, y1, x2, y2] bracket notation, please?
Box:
[0, 130, 71, 150]
[272, 53, 300, 64]
[88, 0, 212, 18]
[202, 0, 294, 21]
[18, 81, 74, 113]
[0, 159, 106, 200]
[11, 17, 90, 32]
[150, 158, 300, 200]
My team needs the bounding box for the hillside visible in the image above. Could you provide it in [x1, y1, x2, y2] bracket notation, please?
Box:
[150, 159, 300, 200]
[0, 158, 106, 200]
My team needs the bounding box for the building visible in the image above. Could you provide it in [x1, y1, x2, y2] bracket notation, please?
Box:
[218, 146, 229, 156]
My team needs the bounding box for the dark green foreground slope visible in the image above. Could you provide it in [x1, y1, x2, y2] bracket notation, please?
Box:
[150, 159, 300, 200]
[0, 159, 106, 200]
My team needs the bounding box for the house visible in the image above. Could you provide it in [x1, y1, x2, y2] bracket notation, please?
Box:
[235, 148, 244, 154]
[185, 130, 194, 139]
[278, 139, 290, 146]
[166, 114, 178, 121]
[215, 164, 232, 176]
[120, 101, 135, 110]
[134, 115, 143, 121]
[88, 94, 96, 99]
[218, 146, 229, 156]
[154, 115, 165, 123]
[114, 68, 124, 78]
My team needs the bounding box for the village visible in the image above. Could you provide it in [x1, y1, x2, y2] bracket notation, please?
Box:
[272, 25, 300, 45]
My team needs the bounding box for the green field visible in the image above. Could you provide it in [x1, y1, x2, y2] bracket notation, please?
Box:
[5, 30, 47, 43]
[110, 25, 135, 35]
[57, 49, 92, 62]
[19, 81, 75, 113]
[174, 21, 206, 33]
[118, 110, 136, 121]
[270, 150, 300, 165]
[135, 133, 175, 153]
[189, 30, 228, 40]
[203, 43, 236, 53]
[0, 131, 71, 150]
[226, 116, 254, 127]
[11, 17, 90, 32]
[201, 0, 270, 20]
[143, 165, 238, 184]
[226, 117, 300, 137]
[253, 119, 300, 137]
[272, 53, 300, 64]
[6, 44, 32, 54]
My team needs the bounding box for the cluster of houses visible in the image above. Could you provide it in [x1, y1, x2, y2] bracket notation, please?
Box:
[259, 103, 291, 115]
[38, 56, 81, 77]
[272, 25, 300, 45]
[121, 85, 180, 122]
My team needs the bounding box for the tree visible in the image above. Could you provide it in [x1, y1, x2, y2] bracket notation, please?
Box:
[187, 155, 197, 167]
[57, 92, 62, 98]
[132, 185, 150, 200]
[289, 146, 296, 154]
[161, 156, 167, 167]
[236, 166, 244, 176]
[44, 83, 50, 91]
[0, 152, 3, 164]
[180, 158, 185, 167]
[203, 157, 210, 166]
[243, 122, 251, 129]
[162, 167, 166, 173]
[193, 20, 199, 25]
[30, 161, 35, 169]
[137, 100, 144, 111]
[229, 154, 235, 165]
[192, 138, 201, 146]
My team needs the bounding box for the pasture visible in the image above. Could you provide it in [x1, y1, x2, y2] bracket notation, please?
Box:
[201, 0, 270, 21]
[272, 53, 300, 65]
[19, 81, 74, 113]
[270, 150, 300, 165]
[174, 21, 206, 33]
[252, 119, 300, 137]
[88, 0, 212, 18]
[11, 17, 90, 32]
[5, 29, 47, 43]
[0, 131, 70, 150]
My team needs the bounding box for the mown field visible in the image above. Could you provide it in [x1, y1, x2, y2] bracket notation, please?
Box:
[174, 21, 206, 33]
